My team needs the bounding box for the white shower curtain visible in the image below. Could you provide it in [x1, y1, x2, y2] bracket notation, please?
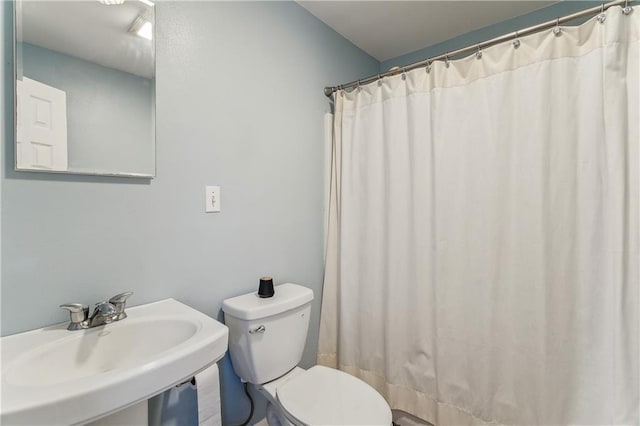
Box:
[319, 8, 639, 425]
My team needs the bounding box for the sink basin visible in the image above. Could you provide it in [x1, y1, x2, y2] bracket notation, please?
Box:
[1, 298, 228, 425]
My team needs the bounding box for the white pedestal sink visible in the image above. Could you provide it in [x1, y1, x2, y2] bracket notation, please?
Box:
[1, 298, 228, 425]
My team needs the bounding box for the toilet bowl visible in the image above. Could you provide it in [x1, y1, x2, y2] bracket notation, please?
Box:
[222, 283, 392, 426]
[257, 366, 391, 426]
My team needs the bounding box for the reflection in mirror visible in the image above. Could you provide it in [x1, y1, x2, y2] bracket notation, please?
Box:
[15, 0, 155, 177]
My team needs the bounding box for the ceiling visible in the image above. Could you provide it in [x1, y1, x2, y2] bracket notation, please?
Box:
[18, 1, 154, 79]
[17, 1, 556, 78]
[297, 1, 557, 62]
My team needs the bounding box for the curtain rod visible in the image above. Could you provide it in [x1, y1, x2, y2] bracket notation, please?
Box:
[324, 0, 635, 97]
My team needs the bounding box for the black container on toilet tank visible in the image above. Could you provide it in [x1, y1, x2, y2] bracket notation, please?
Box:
[258, 276, 275, 298]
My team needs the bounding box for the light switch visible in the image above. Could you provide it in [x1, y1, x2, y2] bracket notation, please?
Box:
[205, 186, 221, 213]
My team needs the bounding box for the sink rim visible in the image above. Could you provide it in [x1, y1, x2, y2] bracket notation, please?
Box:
[0, 298, 229, 425]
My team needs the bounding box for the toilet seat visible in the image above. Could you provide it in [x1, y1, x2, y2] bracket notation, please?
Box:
[276, 365, 392, 425]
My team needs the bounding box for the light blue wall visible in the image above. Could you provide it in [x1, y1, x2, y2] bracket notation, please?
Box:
[1, 1, 378, 424]
[20, 43, 154, 174]
[380, 1, 600, 71]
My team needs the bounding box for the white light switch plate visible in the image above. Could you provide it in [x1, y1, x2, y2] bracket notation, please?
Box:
[205, 186, 221, 212]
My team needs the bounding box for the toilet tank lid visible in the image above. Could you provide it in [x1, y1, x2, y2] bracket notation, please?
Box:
[222, 283, 314, 321]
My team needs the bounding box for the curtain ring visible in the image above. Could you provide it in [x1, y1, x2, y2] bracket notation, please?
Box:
[513, 31, 521, 49]
[425, 60, 432, 74]
[622, 0, 633, 15]
[552, 18, 562, 36]
[444, 55, 450, 68]
[476, 45, 483, 59]
[597, 3, 607, 22]
[356, 80, 361, 92]
[377, 74, 382, 87]
[401, 67, 407, 80]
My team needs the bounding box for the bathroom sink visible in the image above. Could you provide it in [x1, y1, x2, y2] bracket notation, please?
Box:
[1, 298, 228, 425]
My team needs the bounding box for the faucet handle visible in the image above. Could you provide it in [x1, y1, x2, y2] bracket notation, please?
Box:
[108, 292, 133, 320]
[60, 303, 88, 330]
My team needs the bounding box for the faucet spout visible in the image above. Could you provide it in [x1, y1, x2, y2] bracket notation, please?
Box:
[88, 302, 118, 327]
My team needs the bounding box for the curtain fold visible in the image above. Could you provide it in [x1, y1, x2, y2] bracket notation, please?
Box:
[318, 8, 639, 425]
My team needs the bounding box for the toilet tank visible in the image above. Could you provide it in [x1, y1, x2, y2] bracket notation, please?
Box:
[222, 283, 314, 384]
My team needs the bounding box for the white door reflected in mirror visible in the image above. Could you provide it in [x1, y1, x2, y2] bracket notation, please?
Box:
[16, 77, 68, 172]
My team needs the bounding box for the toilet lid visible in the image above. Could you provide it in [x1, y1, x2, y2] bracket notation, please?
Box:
[276, 366, 392, 425]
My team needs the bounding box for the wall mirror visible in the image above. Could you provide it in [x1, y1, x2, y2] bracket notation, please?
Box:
[14, 0, 155, 178]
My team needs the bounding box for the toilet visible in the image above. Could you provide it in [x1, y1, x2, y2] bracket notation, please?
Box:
[222, 283, 392, 426]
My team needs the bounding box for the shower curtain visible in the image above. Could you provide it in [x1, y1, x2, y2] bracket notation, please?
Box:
[318, 7, 639, 426]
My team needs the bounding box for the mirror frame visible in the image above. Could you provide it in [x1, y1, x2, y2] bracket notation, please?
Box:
[13, 0, 156, 178]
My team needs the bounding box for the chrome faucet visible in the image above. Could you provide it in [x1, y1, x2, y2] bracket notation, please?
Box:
[60, 292, 133, 331]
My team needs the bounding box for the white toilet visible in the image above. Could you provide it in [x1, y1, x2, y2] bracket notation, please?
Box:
[222, 283, 392, 426]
